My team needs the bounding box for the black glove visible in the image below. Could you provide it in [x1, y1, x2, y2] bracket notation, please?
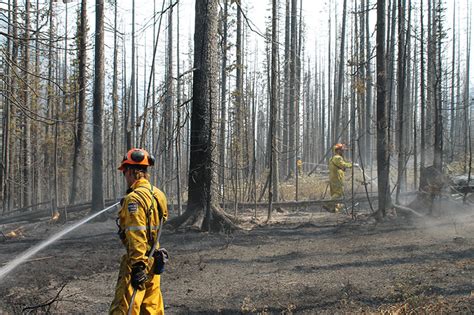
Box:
[131, 263, 148, 290]
[153, 248, 169, 275]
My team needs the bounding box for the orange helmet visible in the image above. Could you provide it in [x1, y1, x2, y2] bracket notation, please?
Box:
[118, 148, 155, 171]
[334, 143, 347, 151]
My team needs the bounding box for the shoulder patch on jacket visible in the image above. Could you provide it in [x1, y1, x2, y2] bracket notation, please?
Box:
[128, 202, 138, 214]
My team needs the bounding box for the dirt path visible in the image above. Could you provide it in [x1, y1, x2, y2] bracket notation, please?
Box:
[0, 205, 473, 314]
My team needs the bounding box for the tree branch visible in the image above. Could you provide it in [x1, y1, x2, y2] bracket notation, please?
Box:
[22, 283, 68, 313]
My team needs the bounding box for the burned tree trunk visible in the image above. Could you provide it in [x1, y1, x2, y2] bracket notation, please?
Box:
[333, 0, 347, 144]
[164, 0, 174, 198]
[433, 0, 443, 172]
[22, 0, 31, 208]
[70, 0, 88, 205]
[288, 0, 297, 177]
[219, 0, 228, 203]
[91, 0, 105, 212]
[168, 0, 238, 232]
[376, 0, 392, 218]
[395, 0, 407, 203]
[268, 0, 279, 221]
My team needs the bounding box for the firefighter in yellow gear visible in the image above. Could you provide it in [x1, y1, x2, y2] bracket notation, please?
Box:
[296, 157, 303, 175]
[110, 148, 169, 315]
[328, 143, 353, 212]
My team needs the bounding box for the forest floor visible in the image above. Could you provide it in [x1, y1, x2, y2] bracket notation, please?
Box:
[0, 197, 473, 314]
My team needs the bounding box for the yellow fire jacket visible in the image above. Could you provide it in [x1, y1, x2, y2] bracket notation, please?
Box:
[328, 154, 353, 196]
[117, 178, 168, 267]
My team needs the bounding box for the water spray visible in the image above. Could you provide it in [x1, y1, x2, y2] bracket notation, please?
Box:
[0, 202, 120, 281]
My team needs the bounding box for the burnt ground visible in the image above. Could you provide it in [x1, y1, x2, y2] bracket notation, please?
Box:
[0, 200, 473, 314]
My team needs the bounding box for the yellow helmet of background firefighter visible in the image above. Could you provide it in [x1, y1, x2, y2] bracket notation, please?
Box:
[333, 143, 347, 152]
[118, 148, 155, 171]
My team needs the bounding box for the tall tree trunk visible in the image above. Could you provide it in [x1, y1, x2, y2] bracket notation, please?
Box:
[175, 1, 182, 215]
[282, 0, 290, 178]
[122, 32, 128, 152]
[111, 0, 119, 198]
[165, 0, 174, 198]
[359, 0, 367, 166]
[53, 53, 60, 211]
[321, 62, 326, 160]
[63, 1, 68, 112]
[450, 3, 456, 162]
[135, 46, 139, 146]
[22, 0, 31, 208]
[3, 0, 17, 213]
[433, 0, 443, 171]
[364, 0, 373, 166]
[129, 0, 135, 149]
[376, 0, 391, 218]
[30, 0, 40, 209]
[235, 0, 243, 194]
[464, 0, 472, 174]
[327, 0, 332, 153]
[426, 0, 435, 158]
[53, 117, 59, 213]
[455, 8, 461, 160]
[151, 0, 157, 184]
[295, 0, 303, 200]
[413, 41, 418, 189]
[92, 0, 105, 212]
[396, 0, 407, 202]
[268, 0, 279, 220]
[288, 0, 297, 177]
[219, 0, 228, 203]
[170, 0, 236, 232]
[70, 0, 87, 204]
[333, 0, 347, 144]
[44, 0, 54, 207]
[404, 2, 412, 188]
[420, 0, 426, 169]
[386, 0, 397, 152]
[350, 2, 357, 211]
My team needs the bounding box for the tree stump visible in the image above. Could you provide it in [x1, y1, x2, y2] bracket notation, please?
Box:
[408, 165, 446, 214]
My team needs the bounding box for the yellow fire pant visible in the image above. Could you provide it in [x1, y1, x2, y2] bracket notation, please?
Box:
[329, 183, 345, 212]
[110, 255, 164, 315]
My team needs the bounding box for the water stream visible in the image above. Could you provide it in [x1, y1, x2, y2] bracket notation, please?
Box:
[0, 202, 120, 281]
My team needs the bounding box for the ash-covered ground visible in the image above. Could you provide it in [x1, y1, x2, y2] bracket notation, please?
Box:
[0, 201, 472, 314]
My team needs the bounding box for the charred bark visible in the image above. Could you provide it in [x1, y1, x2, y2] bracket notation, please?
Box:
[168, 0, 239, 232]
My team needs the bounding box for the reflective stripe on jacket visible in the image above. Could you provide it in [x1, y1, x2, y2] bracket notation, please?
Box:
[118, 178, 168, 267]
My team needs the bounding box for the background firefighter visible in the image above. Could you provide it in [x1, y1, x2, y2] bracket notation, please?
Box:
[296, 157, 303, 175]
[110, 148, 169, 315]
[327, 143, 353, 213]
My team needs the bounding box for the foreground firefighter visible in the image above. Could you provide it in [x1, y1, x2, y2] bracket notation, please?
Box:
[326, 143, 354, 213]
[110, 148, 169, 315]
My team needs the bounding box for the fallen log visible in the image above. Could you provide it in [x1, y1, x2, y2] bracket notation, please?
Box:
[167, 191, 417, 211]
